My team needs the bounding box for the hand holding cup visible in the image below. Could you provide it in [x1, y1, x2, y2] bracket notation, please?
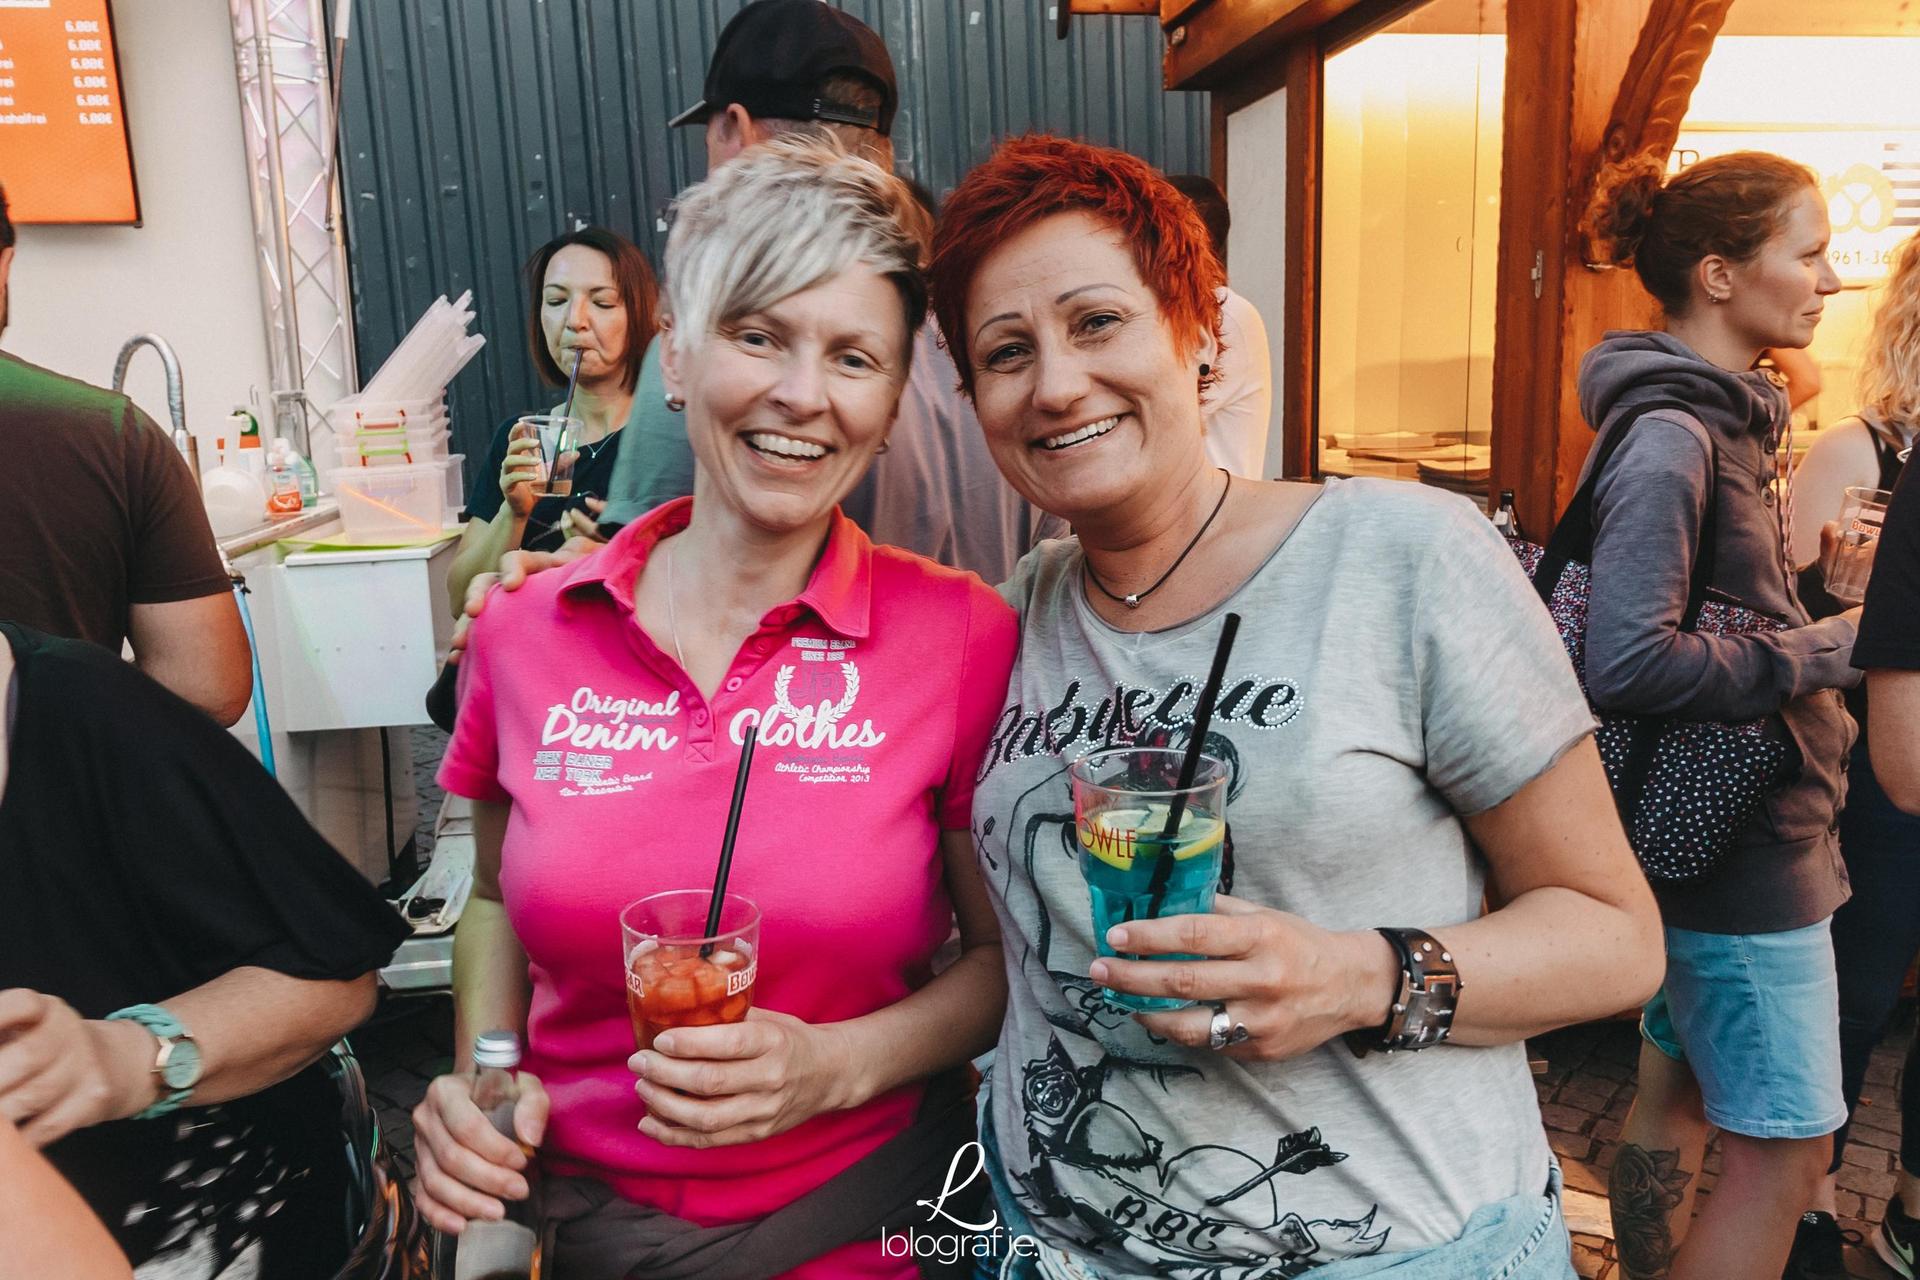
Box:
[1091, 895, 1403, 1064]
[629, 1011, 854, 1147]
[498, 427, 544, 520]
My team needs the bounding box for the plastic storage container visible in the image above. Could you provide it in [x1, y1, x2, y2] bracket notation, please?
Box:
[326, 396, 447, 429]
[325, 397, 451, 465]
[441, 454, 467, 512]
[329, 460, 453, 542]
[334, 427, 452, 467]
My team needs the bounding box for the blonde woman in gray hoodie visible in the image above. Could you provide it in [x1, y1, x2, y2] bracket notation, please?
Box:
[1579, 151, 1858, 1280]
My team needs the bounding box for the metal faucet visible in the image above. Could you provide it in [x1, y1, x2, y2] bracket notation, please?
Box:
[112, 333, 199, 477]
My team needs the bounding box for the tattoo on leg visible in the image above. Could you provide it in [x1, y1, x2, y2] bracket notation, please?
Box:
[1610, 1143, 1693, 1280]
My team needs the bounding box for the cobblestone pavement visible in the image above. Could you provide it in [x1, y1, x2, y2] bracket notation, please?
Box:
[408, 725, 449, 868]
[357, 992, 1914, 1278]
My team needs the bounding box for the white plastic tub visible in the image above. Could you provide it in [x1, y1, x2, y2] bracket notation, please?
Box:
[329, 461, 451, 542]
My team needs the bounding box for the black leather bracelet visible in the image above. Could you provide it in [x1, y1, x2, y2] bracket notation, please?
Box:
[1344, 927, 1463, 1057]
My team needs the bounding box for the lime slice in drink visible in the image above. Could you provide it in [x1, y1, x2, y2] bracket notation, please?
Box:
[1079, 804, 1225, 870]
[1160, 807, 1225, 860]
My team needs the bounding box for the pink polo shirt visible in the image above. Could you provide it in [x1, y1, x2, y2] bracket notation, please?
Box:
[439, 498, 1017, 1280]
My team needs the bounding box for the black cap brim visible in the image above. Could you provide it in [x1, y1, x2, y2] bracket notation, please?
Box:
[667, 99, 711, 129]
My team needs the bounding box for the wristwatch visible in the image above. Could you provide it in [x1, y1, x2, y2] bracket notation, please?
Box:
[1344, 928, 1462, 1057]
[105, 1003, 203, 1119]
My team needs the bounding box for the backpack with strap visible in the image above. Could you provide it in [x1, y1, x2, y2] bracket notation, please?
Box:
[1503, 399, 1802, 884]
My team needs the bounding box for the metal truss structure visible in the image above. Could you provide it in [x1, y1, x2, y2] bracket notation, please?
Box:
[230, 0, 356, 453]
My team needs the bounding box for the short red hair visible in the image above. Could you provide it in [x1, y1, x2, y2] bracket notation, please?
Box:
[929, 134, 1225, 398]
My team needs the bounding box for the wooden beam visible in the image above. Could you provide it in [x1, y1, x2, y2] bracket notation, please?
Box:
[1489, 0, 1578, 540]
[1576, 0, 1734, 263]
[1601, 0, 1735, 164]
[1060, 0, 1157, 40]
[1163, 0, 1366, 91]
[1280, 35, 1320, 480]
[1554, 0, 1663, 522]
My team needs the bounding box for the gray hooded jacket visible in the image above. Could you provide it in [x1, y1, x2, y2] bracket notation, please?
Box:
[1577, 330, 1857, 934]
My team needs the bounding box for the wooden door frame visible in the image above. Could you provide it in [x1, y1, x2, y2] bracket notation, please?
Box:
[1503, 0, 1731, 534]
[1488, 0, 1579, 539]
[1203, 0, 1421, 481]
[1191, 0, 1732, 516]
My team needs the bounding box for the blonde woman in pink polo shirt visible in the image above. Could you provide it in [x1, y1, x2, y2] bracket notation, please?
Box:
[411, 137, 1018, 1279]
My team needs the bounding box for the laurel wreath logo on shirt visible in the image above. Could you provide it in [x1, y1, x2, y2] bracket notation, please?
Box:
[773, 662, 861, 724]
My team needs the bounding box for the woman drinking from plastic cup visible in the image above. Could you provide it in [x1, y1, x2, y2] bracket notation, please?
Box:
[447, 228, 658, 613]
[413, 137, 1017, 1280]
[928, 135, 1663, 1279]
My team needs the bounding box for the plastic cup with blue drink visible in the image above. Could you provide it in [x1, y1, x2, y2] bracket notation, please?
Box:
[1070, 746, 1229, 1013]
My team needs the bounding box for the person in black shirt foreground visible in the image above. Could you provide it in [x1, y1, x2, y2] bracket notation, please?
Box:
[1849, 453, 1920, 1275]
[0, 622, 409, 1278]
[1859, 453, 1920, 813]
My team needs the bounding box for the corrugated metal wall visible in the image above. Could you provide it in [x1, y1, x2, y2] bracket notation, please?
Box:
[338, 1, 1210, 469]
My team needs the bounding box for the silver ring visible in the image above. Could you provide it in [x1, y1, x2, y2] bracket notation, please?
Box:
[1208, 1004, 1232, 1051]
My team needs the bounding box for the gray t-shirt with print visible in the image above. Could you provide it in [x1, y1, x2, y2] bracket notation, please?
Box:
[974, 478, 1596, 1277]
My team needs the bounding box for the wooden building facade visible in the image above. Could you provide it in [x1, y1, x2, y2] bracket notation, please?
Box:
[1068, 0, 1920, 537]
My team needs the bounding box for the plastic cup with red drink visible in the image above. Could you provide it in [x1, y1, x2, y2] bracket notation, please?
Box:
[620, 890, 760, 1050]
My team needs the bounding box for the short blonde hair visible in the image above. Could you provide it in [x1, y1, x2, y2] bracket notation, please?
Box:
[1859, 231, 1920, 441]
[662, 134, 930, 366]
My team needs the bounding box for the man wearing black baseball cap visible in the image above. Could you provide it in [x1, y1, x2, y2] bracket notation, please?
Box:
[669, 0, 898, 167]
[521, 0, 1058, 589]
[591, 0, 898, 527]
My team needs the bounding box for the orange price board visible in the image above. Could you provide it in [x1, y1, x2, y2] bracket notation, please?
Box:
[0, 0, 138, 224]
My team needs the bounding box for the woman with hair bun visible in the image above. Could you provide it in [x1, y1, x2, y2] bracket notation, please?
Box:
[1578, 151, 1858, 1280]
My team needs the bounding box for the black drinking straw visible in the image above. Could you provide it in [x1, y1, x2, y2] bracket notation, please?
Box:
[561, 350, 583, 422]
[1145, 613, 1241, 918]
[700, 726, 758, 957]
[552, 351, 584, 475]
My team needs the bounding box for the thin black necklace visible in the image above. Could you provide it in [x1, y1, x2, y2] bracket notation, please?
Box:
[1084, 468, 1232, 609]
